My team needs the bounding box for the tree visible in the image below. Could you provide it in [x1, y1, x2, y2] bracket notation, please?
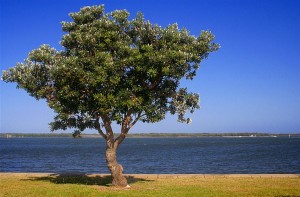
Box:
[2, 5, 219, 186]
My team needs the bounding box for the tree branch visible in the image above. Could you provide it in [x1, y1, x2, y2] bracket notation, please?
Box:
[140, 72, 163, 90]
[100, 114, 115, 147]
[149, 73, 163, 89]
[95, 117, 107, 140]
[128, 112, 141, 129]
[115, 112, 141, 146]
[121, 109, 133, 131]
[114, 110, 132, 147]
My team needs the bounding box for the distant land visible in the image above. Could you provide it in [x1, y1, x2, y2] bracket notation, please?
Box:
[1, 132, 299, 138]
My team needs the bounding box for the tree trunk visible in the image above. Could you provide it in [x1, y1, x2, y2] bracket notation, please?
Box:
[106, 142, 128, 187]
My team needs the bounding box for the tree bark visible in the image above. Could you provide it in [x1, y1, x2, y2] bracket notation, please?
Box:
[106, 141, 128, 187]
[98, 113, 136, 187]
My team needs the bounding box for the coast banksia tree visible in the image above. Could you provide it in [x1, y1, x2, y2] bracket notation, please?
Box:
[2, 5, 219, 186]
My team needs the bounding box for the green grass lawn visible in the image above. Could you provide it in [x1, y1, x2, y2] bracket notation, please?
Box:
[0, 173, 299, 197]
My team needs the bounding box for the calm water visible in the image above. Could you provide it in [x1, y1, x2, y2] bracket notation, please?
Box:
[0, 137, 299, 174]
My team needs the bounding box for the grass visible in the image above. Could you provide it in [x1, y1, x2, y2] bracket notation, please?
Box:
[0, 173, 300, 197]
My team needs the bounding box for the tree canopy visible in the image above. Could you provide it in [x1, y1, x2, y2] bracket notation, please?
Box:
[2, 5, 219, 138]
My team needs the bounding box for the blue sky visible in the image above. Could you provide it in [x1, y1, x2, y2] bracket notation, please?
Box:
[1, 0, 300, 133]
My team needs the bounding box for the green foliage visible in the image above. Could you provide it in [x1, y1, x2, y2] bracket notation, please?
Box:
[2, 5, 219, 134]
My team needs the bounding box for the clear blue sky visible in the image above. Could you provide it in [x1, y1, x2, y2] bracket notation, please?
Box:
[1, 0, 300, 133]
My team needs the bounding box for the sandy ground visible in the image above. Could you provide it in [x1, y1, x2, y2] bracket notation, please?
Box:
[0, 173, 299, 178]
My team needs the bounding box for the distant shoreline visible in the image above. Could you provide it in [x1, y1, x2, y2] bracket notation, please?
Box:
[1, 132, 299, 138]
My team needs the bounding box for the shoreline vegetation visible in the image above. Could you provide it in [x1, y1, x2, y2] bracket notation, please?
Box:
[0, 173, 299, 196]
[1, 132, 299, 138]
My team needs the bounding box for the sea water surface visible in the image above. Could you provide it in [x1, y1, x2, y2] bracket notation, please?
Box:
[0, 137, 299, 174]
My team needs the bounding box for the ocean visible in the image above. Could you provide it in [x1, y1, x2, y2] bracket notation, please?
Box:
[0, 137, 299, 174]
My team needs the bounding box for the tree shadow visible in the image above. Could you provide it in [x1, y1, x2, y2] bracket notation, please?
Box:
[25, 173, 152, 187]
